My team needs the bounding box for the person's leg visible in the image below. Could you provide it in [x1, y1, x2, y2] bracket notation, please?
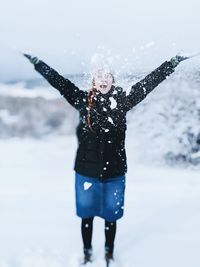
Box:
[81, 217, 94, 261]
[104, 220, 117, 258]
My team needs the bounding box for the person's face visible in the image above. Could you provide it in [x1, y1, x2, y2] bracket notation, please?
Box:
[93, 69, 113, 94]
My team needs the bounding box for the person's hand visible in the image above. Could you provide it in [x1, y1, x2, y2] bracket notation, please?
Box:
[170, 53, 189, 68]
[170, 53, 190, 68]
[23, 53, 39, 64]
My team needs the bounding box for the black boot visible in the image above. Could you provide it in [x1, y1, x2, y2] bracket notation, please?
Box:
[104, 220, 116, 265]
[105, 246, 114, 265]
[81, 217, 94, 264]
[82, 248, 93, 265]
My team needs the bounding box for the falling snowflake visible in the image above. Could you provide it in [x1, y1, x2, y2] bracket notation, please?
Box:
[108, 117, 114, 124]
[109, 97, 117, 109]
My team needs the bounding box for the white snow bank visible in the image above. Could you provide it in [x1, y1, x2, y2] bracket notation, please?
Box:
[0, 83, 59, 99]
[0, 109, 19, 125]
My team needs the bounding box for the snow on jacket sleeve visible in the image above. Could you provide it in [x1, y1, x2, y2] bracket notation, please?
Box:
[34, 60, 87, 110]
[123, 61, 175, 112]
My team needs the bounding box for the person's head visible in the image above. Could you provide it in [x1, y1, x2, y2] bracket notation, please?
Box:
[92, 69, 115, 94]
[87, 69, 115, 131]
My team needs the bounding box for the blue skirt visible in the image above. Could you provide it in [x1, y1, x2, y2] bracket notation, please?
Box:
[75, 172, 126, 221]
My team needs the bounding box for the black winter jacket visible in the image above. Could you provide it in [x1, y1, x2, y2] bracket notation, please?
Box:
[34, 60, 175, 180]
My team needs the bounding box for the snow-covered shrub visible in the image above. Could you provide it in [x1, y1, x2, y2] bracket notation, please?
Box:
[127, 66, 200, 166]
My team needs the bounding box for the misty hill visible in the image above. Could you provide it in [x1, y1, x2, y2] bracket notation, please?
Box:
[0, 68, 200, 166]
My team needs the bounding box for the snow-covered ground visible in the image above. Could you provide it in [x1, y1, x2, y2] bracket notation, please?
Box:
[1, 136, 200, 267]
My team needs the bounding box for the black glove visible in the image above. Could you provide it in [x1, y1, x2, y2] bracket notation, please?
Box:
[24, 53, 39, 65]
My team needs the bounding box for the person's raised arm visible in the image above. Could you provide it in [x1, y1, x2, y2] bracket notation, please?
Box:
[122, 55, 188, 112]
[23, 54, 87, 110]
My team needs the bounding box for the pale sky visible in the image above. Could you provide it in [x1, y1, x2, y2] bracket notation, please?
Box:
[0, 0, 200, 82]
